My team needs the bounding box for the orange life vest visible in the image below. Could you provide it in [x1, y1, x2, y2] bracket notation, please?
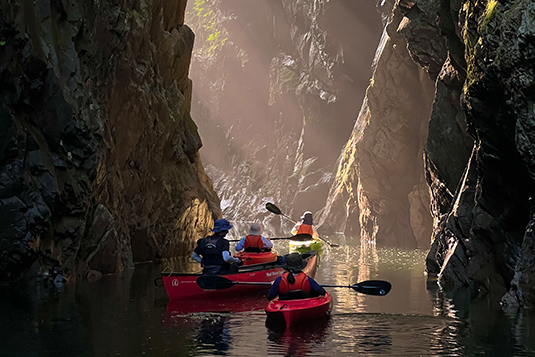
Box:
[244, 234, 264, 249]
[297, 224, 314, 236]
[278, 272, 311, 294]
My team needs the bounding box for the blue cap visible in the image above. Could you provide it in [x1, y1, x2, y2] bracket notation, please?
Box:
[212, 219, 233, 233]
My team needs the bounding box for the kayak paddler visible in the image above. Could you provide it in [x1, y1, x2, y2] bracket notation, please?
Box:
[235, 222, 274, 252]
[267, 252, 326, 300]
[192, 219, 243, 274]
[291, 211, 319, 240]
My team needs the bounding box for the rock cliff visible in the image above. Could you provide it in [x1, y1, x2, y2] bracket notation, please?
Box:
[321, 0, 535, 309]
[0, 0, 220, 283]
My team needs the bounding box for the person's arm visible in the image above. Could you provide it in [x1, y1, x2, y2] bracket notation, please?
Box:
[222, 251, 240, 263]
[262, 236, 273, 249]
[291, 223, 300, 236]
[193, 238, 203, 255]
[192, 252, 202, 263]
[221, 239, 239, 263]
[235, 237, 246, 251]
[308, 277, 326, 295]
[267, 277, 281, 300]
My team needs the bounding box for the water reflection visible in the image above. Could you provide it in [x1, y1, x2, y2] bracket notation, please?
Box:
[330, 313, 461, 356]
[164, 293, 267, 317]
[3, 245, 535, 356]
[266, 317, 330, 357]
[196, 315, 232, 354]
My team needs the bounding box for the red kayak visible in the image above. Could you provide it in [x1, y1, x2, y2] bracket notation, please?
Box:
[162, 251, 318, 301]
[265, 291, 333, 326]
[234, 250, 278, 266]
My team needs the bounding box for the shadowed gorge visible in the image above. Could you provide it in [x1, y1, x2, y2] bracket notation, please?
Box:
[1, 0, 535, 316]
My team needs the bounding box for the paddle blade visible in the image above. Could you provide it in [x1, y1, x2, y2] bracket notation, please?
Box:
[351, 280, 392, 296]
[196, 275, 235, 290]
[266, 202, 282, 215]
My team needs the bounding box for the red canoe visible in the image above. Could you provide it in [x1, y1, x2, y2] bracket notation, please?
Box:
[234, 250, 278, 266]
[265, 291, 333, 326]
[162, 251, 318, 301]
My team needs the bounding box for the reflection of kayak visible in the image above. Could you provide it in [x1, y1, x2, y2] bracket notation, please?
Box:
[234, 250, 278, 266]
[265, 291, 333, 326]
[162, 251, 318, 301]
[164, 292, 267, 318]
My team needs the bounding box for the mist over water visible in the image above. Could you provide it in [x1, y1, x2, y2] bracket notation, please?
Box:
[186, 0, 385, 228]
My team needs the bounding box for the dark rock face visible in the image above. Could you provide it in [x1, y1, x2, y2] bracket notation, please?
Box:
[427, 0, 535, 308]
[321, 0, 535, 309]
[0, 0, 220, 283]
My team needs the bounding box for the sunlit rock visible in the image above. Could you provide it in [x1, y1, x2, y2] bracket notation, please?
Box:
[319, 3, 436, 249]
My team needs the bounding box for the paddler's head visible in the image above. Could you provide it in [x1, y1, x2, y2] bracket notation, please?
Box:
[300, 211, 313, 225]
[212, 219, 233, 236]
[283, 253, 307, 273]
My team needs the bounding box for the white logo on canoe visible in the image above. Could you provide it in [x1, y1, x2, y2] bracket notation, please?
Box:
[266, 271, 284, 277]
[172, 279, 179, 286]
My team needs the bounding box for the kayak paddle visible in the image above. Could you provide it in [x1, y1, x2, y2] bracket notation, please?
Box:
[197, 275, 271, 289]
[265, 202, 340, 248]
[321, 281, 392, 296]
[226, 234, 314, 243]
[196, 275, 392, 296]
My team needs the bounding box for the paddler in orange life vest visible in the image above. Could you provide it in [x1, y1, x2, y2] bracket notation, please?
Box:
[235, 223, 273, 252]
[267, 252, 326, 300]
[291, 211, 319, 240]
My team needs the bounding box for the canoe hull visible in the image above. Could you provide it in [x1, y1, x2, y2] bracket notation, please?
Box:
[265, 292, 333, 326]
[162, 252, 318, 301]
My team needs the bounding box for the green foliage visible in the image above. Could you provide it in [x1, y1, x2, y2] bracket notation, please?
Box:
[0, 41, 5, 46]
[481, 0, 498, 29]
[461, 1, 480, 92]
[188, 0, 228, 57]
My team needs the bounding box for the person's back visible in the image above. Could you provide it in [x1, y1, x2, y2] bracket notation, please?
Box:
[193, 219, 241, 274]
[291, 211, 319, 240]
[267, 252, 325, 300]
[235, 223, 273, 252]
[195, 234, 229, 274]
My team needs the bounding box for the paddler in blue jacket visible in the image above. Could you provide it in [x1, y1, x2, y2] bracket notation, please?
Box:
[192, 219, 242, 274]
[267, 252, 326, 300]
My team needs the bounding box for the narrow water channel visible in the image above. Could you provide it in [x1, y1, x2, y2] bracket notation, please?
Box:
[1, 241, 534, 356]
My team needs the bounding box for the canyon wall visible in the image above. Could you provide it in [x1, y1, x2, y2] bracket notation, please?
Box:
[0, 0, 220, 283]
[321, 0, 535, 309]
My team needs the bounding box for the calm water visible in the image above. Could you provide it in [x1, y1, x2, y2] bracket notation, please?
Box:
[2, 242, 535, 356]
